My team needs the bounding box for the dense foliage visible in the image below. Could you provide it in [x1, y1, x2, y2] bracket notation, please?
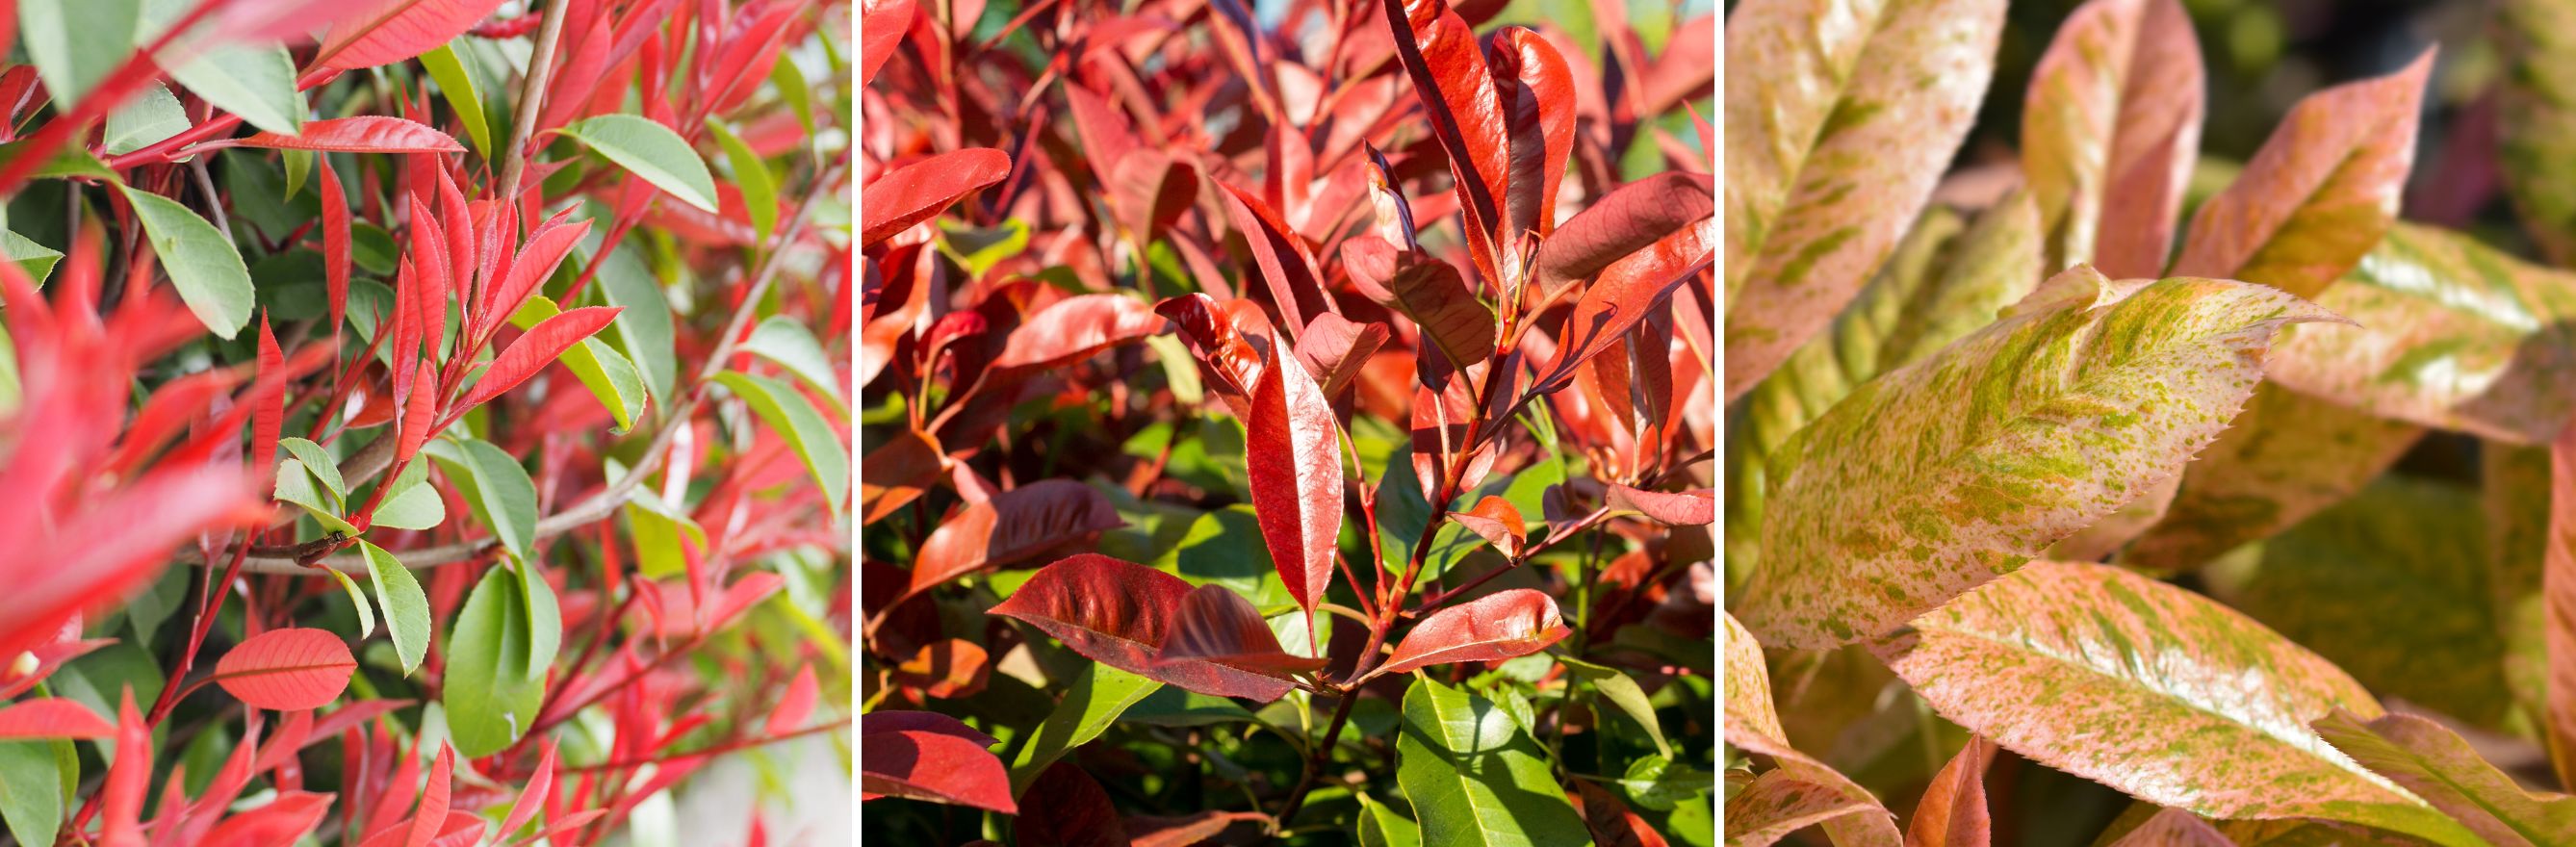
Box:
[0, 0, 853, 844]
[1726, 0, 2576, 842]
[856, 0, 1713, 842]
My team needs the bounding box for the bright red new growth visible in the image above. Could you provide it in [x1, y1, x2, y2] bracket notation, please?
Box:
[236, 116, 465, 153]
[214, 629, 358, 711]
[1372, 588, 1570, 680]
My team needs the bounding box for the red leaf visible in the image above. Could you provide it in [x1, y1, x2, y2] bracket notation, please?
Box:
[1018, 764, 1131, 847]
[1909, 736, 1996, 847]
[1373, 252, 1495, 371]
[860, 425, 947, 525]
[905, 479, 1125, 603]
[215, 629, 357, 710]
[495, 740, 555, 838]
[768, 667, 820, 735]
[987, 554, 1192, 680]
[1246, 345, 1343, 620]
[1108, 151, 1199, 252]
[479, 215, 591, 341]
[454, 306, 622, 410]
[1155, 585, 1327, 701]
[395, 359, 438, 469]
[247, 709, 313, 777]
[1294, 312, 1389, 398]
[859, 0, 918, 89]
[861, 148, 1011, 246]
[1536, 212, 1716, 396]
[0, 697, 113, 739]
[237, 117, 465, 153]
[199, 791, 333, 847]
[861, 729, 1018, 813]
[1451, 495, 1527, 558]
[1488, 27, 1577, 244]
[1568, 780, 1670, 847]
[322, 159, 351, 336]
[1125, 811, 1270, 847]
[862, 710, 997, 747]
[1530, 172, 1714, 300]
[1153, 293, 1267, 407]
[1369, 588, 1568, 680]
[889, 638, 991, 701]
[1380, 0, 1511, 285]
[99, 692, 147, 847]
[405, 746, 451, 847]
[253, 316, 284, 474]
[992, 294, 1170, 372]
[321, 0, 515, 70]
[1604, 484, 1715, 526]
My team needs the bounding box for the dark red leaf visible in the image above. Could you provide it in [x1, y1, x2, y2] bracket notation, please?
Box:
[992, 294, 1170, 372]
[1488, 27, 1577, 245]
[0, 697, 113, 739]
[199, 791, 333, 847]
[237, 117, 465, 153]
[1063, 81, 1140, 172]
[861, 147, 1012, 246]
[1568, 780, 1670, 847]
[1380, 0, 1511, 285]
[862, 710, 997, 748]
[1374, 252, 1495, 371]
[320, 0, 516, 70]
[861, 729, 1018, 813]
[1604, 484, 1714, 526]
[1245, 345, 1343, 620]
[453, 306, 621, 410]
[215, 629, 357, 711]
[1217, 182, 1333, 333]
[860, 0, 918, 88]
[905, 479, 1124, 603]
[1018, 764, 1131, 847]
[1109, 150, 1198, 246]
[1368, 588, 1568, 680]
[1451, 495, 1526, 558]
[1155, 584, 1327, 701]
[987, 554, 1193, 679]
[1533, 212, 1716, 396]
[1126, 811, 1270, 847]
[1155, 293, 1268, 406]
[322, 159, 351, 336]
[1530, 172, 1714, 299]
[860, 425, 946, 526]
[1294, 312, 1390, 398]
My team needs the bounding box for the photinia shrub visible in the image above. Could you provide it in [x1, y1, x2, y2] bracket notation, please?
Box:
[1728, 0, 2576, 842]
[859, 0, 1713, 841]
[0, 0, 853, 845]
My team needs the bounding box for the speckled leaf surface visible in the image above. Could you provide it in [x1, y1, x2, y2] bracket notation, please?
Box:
[1721, 0, 2007, 398]
[1722, 613, 1901, 847]
[2546, 423, 2576, 791]
[1876, 562, 2473, 844]
[1723, 613, 1784, 742]
[2481, 443, 2553, 738]
[2200, 477, 2517, 730]
[2122, 384, 2423, 573]
[2168, 55, 2429, 298]
[2498, 0, 2576, 266]
[1735, 268, 2340, 648]
[2264, 223, 2576, 446]
[2105, 808, 2230, 847]
[1723, 770, 1869, 847]
[2021, 0, 2202, 279]
[2314, 710, 2576, 847]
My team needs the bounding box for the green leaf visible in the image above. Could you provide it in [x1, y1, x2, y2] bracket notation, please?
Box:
[0, 741, 64, 847]
[420, 42, 491, 158]
[624, 489, 706, 579]
[1735, 268, 2343, 648]
[713, 371, 849, 514]
[326, 568, 374, 640]
[1007, 663, 1161, 794]
[511, 295, 648, 431]
[1356, 791, 1423, 847]
[1121, 686, 1257, 728]
[558, 115, 720, 213]
[424, 436, 539, 557]
[1151, 506, 1291, 609]
[772, 57, 813, 138]
[2491, 0, 2576, 265]
[4, 231, 62, 284]
[1877, 561, 2480, 846]
[739, 316, 841, 407]
[116, 183, 254, 339]
[445, 568, 545, 757]
[706, 118, 776, 244]
[1559, 656, 1669, 759]
[359, 540, 430, 676]
[277, 437, 345, 499]
[370, 457, 446, 531]
[1395, 678, 1590, 847]
[2314, 710, 2576, 845]
[274, 458, 357, 536]
[0, 141, 116, 182]
[589, 239, 677, 403]
[936, 218, 1030, 278]
[517, 560, 559, 685]
[281, 149, 310, 200]
[166, 45, 300, 137]
[102, 82, 187, 156]
[19, 0, 142, 103]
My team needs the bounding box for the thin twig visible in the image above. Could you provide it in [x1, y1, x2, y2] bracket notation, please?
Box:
[497, 0, 574, 206]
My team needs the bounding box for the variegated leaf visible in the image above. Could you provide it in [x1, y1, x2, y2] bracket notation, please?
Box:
[2106, 808, 2230, 847]
[1722, 613, 1901, 847]
[2314, 710, 2576, 847]
[2483, 443, 2554, 742]
[2498, 0, 2576, 266]
[1721, 0, 2008, 398]
[2265, 223, 2576, 446]
[2123, 384, 2424, 573]
[2021, 0, 2202, 279]
[1877, 561, 2477, 845]
[1737, 267, 2341, 648]
[1723, 770, 1869, 847]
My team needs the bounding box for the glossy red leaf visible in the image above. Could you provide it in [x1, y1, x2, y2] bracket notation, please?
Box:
[768, 667, 820, 736]
[1217, 182, 1333, 333]
[99, 692, 146, 847]
[1604, 484, 1715, 526]
[1020, 765, 1132, 847]
[1373, 252, 1496, 371]
[860, 0, 917, 88]
[200, 791, 333, 847]
[861, 728, 1018, 813]
[1380, 0, 1511, 285]
[1488, 27, 1577, 244]
[862, 709, 998, 748]
[860, 425, 946, 525]
[1451, 495, 1527, 558]
[322, 159, 351, 335]
[889, 638, 992, 700]
[992, 294, 1170, 372]
[394, 359, 437, 469]
[404, 746, 451, 847]
[495, 741, 555, 838]
[0, 697, 113, 739]
[253, 317, 284, 474]
[1910, 737, 1996, 847]
[1063, 81, 1140, 173]
[1539, 213, 1717, 396]
[1126, 811, 1271, 847]
[1154, 584, 1327, 701]
[480, 215, 589, 333]
[1109, 150, 1199, 246]
[1369, 588, 1569, 680]
[1530, 172, 1714, 299]
[215, 628, 357, 710]
[1246, 344, 1343, 620]
[861, 148, 1012, 246]
[454, 306, 621, 409]
[1294, 312, 1389, 398]
[987, 554, 1193, 679]
[905, 479, 1123, 603]
[1155, 294, 1269, 411]
[320, 0, 515, 70]
[237, 117, 464, 153]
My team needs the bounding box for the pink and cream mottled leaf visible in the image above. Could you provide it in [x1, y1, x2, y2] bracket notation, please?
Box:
[2021, 0, 2203, 278]
[2314, 710, 2576, 847]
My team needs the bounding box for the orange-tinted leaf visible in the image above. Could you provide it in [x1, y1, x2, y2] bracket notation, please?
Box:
[2169, 52, 2431, 297]
[1155, 584, 1326, 701]
[1369, 588, 1567, 680]
[321, 0, 514, 70]
[906, 479, 1123, 602]
[1539, 208, 1714, 396]
[2022, 0, 2203, 278]
[861, 148, 1011, 246]
[889, 638, 991, 700]
[992, 294, 1169, 372]
[862, 710, 997, 747]
[1908, 736, 1996, 847]
[1488, 27, 1576, 244]
[1109, 150, 1198, 246]
[1604, 484, 1713, 526]
[988, 554, 1193, 679]
[453, 306, 621, 409]
[1018, 763, 1132, 847]
[1380, 0, 1511, 285]
[1155, 293, 1267, 405]
[237, 116, 464, 153]
[1451, 495, 1526, 558]
[1723, 0, 2006, 398]
[860, 426, 946, 526]
[404, 746, 451, 847]
[0, 697, 112, 739]
[1126, 811, 1270, 847]
[1245, 346, 1343, 619]
[861, 727, 1018, 813]
[215, 629, 357, 710]
[1294, 312, 1389, 398]
[2315, 710, 2576, 846]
